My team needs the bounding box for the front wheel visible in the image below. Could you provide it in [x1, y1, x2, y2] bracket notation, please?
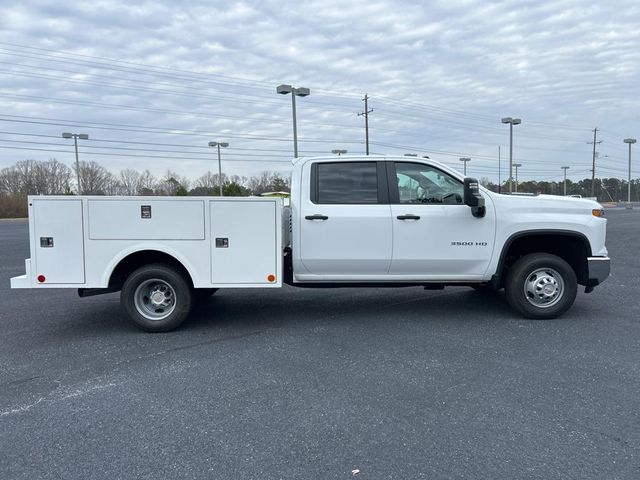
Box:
[121, 264, 193, 332]
[505, 253, 577, 319]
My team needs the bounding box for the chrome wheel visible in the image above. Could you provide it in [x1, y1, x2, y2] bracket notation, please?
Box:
[523, 268, 564, 308]
[134, 278, 177, 321]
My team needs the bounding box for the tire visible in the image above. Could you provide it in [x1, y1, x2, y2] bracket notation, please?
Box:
[121, 263, 193, 332]
[505, 253, 577, 319]
[193, 288, 219, 302]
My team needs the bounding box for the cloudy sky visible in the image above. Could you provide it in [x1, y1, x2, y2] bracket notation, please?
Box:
[0, 0, 639, 184]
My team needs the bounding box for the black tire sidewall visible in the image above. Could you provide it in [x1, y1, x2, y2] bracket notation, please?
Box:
[121, 264, 192, 332]
[505, 253, 577, 319]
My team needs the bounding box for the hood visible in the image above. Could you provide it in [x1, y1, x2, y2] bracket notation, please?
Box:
[485, 191, 602, 212]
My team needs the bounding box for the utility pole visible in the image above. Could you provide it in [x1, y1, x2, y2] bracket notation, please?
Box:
[62, 132, 89, 194]
[501, 117, 521, 194]
[358, 94, 373, 155]
[561, 166, 570, 196]
[208, 141, 229, 196]
[588, 127, 602, 198]
[498, 146, 501, 194]
[459, 157, 471, 175]
[624, 138, 637, 208]
[513, 163, 522, 192]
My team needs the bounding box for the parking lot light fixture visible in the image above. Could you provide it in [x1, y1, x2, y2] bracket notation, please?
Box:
[208, 141, 229, 196]
[459, 157, 471, 175]
[624, 138, 636, 208]
[61, 132, 89, 194]
[561, 166, 570, 195]
[277, 84, 310, 158]
[331, 149, 347, 156]
[513, 163, 523, 192]
[501, 117, 521, 194]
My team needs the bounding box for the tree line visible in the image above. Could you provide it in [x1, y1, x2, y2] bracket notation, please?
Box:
[2, 158, 638, 218]
[480, 177, 640, 202]
[0, 159, 290, 217]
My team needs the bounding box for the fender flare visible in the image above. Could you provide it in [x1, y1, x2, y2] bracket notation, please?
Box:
[101, 244, 200, 287]
[491, 229, 592, 286]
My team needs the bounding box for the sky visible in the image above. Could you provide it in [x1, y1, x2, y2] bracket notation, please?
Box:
[0, 0, 639, 184]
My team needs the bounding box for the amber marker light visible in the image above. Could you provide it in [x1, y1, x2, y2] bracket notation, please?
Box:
[592, 209, 605, 218]
[267, 274, 276, 283]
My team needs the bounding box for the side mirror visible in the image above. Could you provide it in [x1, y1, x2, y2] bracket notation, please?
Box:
[464, 178, 486, 218]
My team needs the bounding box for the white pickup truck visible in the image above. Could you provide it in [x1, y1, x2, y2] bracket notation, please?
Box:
[11, 155, 610, 331]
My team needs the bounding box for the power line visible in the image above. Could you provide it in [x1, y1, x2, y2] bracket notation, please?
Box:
[0, 115, 364, 144]
[0, 144, 293, 163]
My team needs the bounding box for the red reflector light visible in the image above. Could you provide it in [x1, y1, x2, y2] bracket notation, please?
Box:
[37, 275, 46, 283]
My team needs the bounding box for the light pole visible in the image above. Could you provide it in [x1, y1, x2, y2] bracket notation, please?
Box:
[513, 163, 522, 192]
[624, 138, 636, 208]
[277, 84, 310, 158]
[561, 166, 570, 196]
[498, 145, 502, 193]
[459, 157, 471, 175]
[62, 132, 89, 194]
[501, 117, 521, 194]
[208, 141, 229, 196]
[331, 149, 347, 156]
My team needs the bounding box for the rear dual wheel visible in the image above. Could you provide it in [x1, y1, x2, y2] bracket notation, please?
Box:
[121, 264, 193, 332]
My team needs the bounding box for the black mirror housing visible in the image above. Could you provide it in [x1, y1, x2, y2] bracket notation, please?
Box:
[464, 178, 486, 218]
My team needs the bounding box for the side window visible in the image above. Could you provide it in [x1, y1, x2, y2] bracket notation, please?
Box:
[314, 162, 379, 204]
[395, 162, 463, 204]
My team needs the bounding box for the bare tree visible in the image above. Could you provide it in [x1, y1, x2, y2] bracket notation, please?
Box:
[138, 169, 157, 195]
[247, 171, 290, 195]
[0, 159, 72, 195]
[157, 170, 190, 196]
[0, 166, 23, 196]
[119, 169, 142, 196]
[103, 172, 122, 196]
[78, 161, 111, 195]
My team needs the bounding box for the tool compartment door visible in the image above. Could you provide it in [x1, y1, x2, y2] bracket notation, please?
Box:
[210, 200, 277, 284]
[33, 199, 85, 284]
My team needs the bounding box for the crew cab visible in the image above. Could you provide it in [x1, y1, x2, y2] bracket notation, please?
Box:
[11, 155, 610, 331]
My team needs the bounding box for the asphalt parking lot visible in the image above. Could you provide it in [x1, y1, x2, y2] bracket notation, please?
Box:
[1, 210, 639, 480]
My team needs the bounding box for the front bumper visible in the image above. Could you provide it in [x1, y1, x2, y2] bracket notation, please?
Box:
[586, 256, 610, 289]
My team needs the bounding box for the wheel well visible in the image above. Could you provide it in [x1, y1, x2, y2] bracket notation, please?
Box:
[108, 250, 194, 290]
[498, 233, 590, 286]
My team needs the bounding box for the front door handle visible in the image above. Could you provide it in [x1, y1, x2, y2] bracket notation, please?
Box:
[397, 214, 420, 220]
[305, 214, 329, 220]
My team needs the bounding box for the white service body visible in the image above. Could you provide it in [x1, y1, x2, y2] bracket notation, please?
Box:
[11, 196, 283, 289]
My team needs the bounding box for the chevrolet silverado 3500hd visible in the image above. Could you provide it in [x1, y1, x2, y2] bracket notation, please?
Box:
[11, 155, 610, 331]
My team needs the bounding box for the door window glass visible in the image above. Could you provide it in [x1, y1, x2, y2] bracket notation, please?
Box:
[316, 162, 378, 204]
[395, 162, 463, 204]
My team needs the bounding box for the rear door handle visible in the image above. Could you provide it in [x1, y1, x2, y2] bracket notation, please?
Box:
[397, 214, 420, 220]
[305, 214, 329, 220]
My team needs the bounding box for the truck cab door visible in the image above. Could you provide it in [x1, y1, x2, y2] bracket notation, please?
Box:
[296, 160, 392, 277]
[388, 161, 496, 279]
